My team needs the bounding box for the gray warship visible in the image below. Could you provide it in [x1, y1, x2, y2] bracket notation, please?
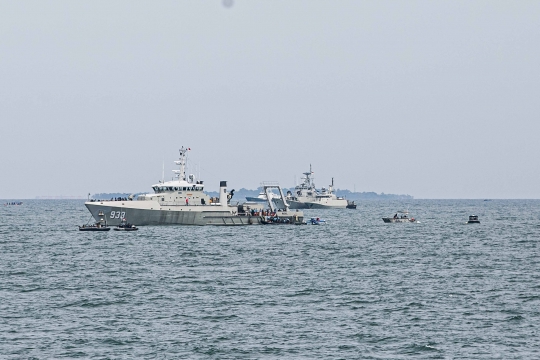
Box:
[85, 147, 303, 226]
[277, 165, 348, 209]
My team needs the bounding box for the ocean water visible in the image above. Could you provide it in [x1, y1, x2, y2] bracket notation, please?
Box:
[1, 199, 539, 359]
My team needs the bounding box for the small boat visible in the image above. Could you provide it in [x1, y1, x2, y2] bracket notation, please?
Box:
[79, 223, 111, 231]
[309, 217, 326, 225]
[4, 202, 23, 206]
[260, 212, 306, 225]
[346, 200, 357, 209]
[261, 216, 293, 225]
[383, 211, 416, 223]
[467, 215, 480, 224]
[79, 211, 110, 231]
[113, 218, 138, 231]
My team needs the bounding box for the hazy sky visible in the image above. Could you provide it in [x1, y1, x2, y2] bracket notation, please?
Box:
[1, 1, 539, 199]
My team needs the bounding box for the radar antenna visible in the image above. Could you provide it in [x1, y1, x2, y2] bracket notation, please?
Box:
[173, 146, 189, 182]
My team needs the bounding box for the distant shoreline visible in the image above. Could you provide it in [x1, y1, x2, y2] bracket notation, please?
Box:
[34, 196, 86, 200]
[85, 189, 413, 201]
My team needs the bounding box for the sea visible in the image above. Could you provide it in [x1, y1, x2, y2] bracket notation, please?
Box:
[1, 199, 539, 359]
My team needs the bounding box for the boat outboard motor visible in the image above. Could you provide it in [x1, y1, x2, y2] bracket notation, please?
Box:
[219, 181, 228, 206]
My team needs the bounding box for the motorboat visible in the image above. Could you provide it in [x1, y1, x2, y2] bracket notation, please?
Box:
[79, 223, 111, 231]
[261, 217, 293, 225]
[346, 200, 357, 209]
[79, 211, 110, 231]
[383, 211, 416, 223]
[113, 218, 139, 231]
[467, 215, 480, 224]
[309, 217, 326, 225]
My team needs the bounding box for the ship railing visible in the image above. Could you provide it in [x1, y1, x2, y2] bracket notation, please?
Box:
[261, 181, 280, 186]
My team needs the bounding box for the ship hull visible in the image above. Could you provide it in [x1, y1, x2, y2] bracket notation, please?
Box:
[279, 199, 347, 209]
[304, 200, 347, 209]
[245, 197, 266, 202]
[285, 200, 309, 209]
[85, 201, 260, 226]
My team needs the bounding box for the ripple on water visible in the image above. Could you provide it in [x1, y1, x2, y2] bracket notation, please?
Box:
[1, 200, 540, 358]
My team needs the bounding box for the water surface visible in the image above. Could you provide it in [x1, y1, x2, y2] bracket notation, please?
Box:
[1, 200, 539, 358]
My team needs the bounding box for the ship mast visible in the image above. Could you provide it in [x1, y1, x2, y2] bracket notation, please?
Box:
[173, 146, 189, 182]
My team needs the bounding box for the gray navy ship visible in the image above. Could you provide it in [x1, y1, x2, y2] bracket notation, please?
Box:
[85, 147, 303, 226]
[277, 165, 348, 209]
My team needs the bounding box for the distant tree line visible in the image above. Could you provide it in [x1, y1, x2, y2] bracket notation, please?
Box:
[91, 193, 144, 200]
[92, 188, 413, 201]
[214, 188, 413, 201]
[333, 189, 413, 200]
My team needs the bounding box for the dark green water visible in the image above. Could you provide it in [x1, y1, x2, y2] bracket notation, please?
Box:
[1, 200, 539, 358]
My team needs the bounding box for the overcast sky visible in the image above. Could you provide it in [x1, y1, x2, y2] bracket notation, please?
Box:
[1, 0, 539, 199]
